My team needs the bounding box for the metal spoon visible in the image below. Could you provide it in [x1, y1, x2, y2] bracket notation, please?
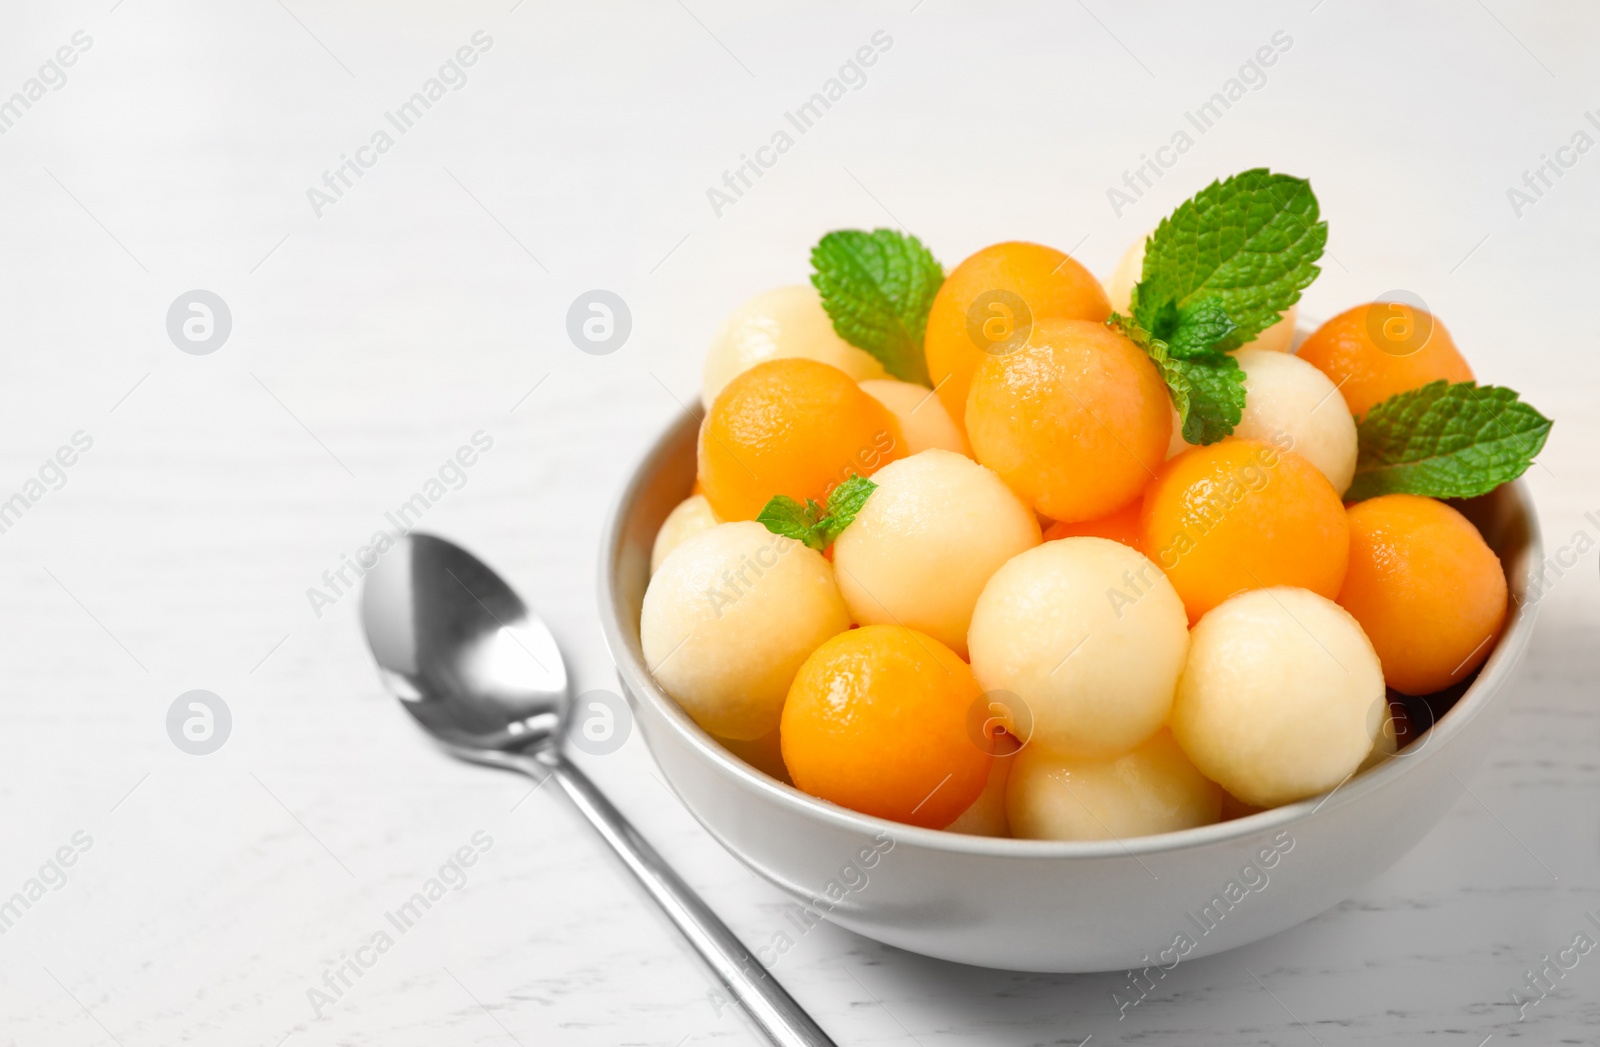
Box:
[359, 532, 836, 1047]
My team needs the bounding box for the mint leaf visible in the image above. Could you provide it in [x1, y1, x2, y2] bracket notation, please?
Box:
[815, 475, 876, 546]
[1132, 169, 1326, 350]
[756, 477, 878, 551]
[756, 496, 826, 550]
[1165, 297, 1239, 360]
[1346, 381, 1552, 501]
[1166, 353, 1247, 445]
[1111, 313, 1247, 446]
[1115, 170, 1323, 445]
[810, 229, 943, 385]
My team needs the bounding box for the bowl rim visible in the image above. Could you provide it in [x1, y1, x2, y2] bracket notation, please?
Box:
[598, 411, 1543, 860]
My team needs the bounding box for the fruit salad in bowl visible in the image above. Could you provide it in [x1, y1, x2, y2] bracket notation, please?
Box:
[599, 170, 1550, 971]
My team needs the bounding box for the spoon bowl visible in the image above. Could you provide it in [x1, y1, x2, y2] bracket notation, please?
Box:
[361, 533, 567, 756]
[359, 532, 838, 1047]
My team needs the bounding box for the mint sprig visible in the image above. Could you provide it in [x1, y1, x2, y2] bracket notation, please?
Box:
[1116, 169, 1327, 444]
[756, 475, 878, 551]
[810, 229, 943, 386]
[1131, 169, 1326, 350]
[1163, 298, 1239, 359]
[1345, 381, 1552, 502]
[1111, 310, 1247, 445]
[1163, 349, 1248, 446]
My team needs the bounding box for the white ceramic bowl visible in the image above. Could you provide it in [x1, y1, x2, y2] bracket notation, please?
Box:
[598, 412, 1541, 973]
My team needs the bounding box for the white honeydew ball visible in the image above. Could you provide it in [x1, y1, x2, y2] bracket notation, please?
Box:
[1220, 791, 1265, 821]
[1357, 702, 1401, 774]
[943, 747, 1015, 837]
[641, 521, 850, 740]
[1107, 234, 1296, 351]
[1107, 235, 1146, 315]
[1006, 730, 1222, 841]
[1230, 348, 1357, 494]
[1249, 304, 1298, 353]
[700, 285, 887, 407]
[967, 537, 1189, 758]
[833, 450, 1040, 657]
[859, 379, 971, 457]
[716, 727, 792, 784]
[1166, 405, 1188, 460]
[651, 494, 720, 574]
[1171, 586, 1385, 808]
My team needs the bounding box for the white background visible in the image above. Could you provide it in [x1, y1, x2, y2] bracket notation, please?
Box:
[1, 1, 1597, 1043]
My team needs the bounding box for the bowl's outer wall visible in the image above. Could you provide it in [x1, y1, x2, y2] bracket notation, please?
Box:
[600, 412, 1541, 973]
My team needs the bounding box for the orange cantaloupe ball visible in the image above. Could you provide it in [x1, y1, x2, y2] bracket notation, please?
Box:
[1296, 302, 1475, 417]
[1141, 439, 1350, 624]
[781, 625, 991, 829]
[1042, 498, 1144, 551]
[1337, 494, 1508, 695]
[966, 319, 1170, 523]
[698, 358, 905, 523]
[924, 242, 1110, 429]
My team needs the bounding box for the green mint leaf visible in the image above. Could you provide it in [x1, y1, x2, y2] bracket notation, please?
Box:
[1131, 169, 1326, 349]
[1111, 314, 1247, 446]
[1346, 381, 1553, 502]
[1163, 352, 1247, 445]
[816, 475, 877, 546]
[810, 229, 943, 385]
[755, 478, 879, 551]
[756, 495, 827, 550]
[1165, 297, 1239, 360]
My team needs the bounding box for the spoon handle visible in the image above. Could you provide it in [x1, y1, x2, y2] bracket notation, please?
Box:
[546, 755, 838, 1047]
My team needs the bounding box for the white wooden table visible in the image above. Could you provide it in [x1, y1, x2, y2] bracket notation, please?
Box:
[1, 1, 1596, 1042]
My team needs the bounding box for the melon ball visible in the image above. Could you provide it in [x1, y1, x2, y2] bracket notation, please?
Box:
[859, 379, 971, 457]
[1165, 405, 1188, 459]
[967, 538, 1188, 757]
[1006, 730, 1222, 841]
[944, 746, 1015, 837]
[1106, 234, 1297, 352]
[1163, 350, 1357, 492]
[1357, 698, 1410, 774]
[1106, 234, 1148, 314]
[1219, 791, 1266, 821]
[700, 285, 887, 407]
[1171, 586, 1385, 808]
[1249, 306, 1299, 354]
[716, 726, 791, 784]
[1231, 349, 1357, 493]
[833, 450, 1040, 657]
[965, 319, 1170, 522]
[1357, 704, 1400, 774]
[650, 494, 720, 574]
[641, 521, 850, 740]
